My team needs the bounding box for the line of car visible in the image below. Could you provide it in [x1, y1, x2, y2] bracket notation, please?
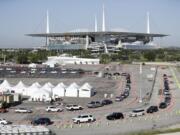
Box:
[115, 73, 131, 102]
[159, 74, 172, 109]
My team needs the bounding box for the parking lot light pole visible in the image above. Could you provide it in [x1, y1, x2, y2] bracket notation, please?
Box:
[139, 63, 142, 103]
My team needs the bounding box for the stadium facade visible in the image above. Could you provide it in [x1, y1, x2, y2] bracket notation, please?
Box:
[27, 6, 168, 53]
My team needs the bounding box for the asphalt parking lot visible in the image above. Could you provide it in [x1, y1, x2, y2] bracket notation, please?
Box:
[1, 64, 180, 135]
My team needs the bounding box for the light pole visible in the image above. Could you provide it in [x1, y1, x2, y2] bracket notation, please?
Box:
[139, 63, 142, 103]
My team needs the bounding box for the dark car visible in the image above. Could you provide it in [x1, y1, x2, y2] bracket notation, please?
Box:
[115, 96, 124, 102]
[127, 79, 131, 84]
[147, 106, 158, 113]
[87, 101, 103, 108]
[121, 73, 128, 76]
[164, 97, 171, 105]
[31, 117, 52, 125]
[106, 112, 124, 120]
[164, 86, 169, 90]
[121, 92, 129, 98]
[101, 99, 113, 105]
[159, 102, 167, 109]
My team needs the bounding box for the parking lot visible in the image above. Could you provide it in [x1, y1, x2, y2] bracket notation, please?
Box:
[0, 64, 180, 135]
[0, 65, 85, 78]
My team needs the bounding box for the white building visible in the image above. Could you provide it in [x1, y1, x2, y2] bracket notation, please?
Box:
[43, 54, 100, 67]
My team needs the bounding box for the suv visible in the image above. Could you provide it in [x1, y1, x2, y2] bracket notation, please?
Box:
[15, 108, 32, 113]
[87, 101, 103, 108]
[159, 102, 167, 109]
[66, 104, 83, 111]
[72, 114, 95, 124]
[129, 109, 145, 117]
[31, 117, 52, 125]
[0, 118, 11, 125]
[101, 99, 113, 105]
[146, 106, 158, 113]
[46, 106, 63, 112]
[106, 112, 124, 120]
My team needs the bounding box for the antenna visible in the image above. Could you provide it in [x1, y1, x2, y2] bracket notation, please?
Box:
[46, 10, 49, 33]
[102, 4, 106, 32]
[147, 12, 150, 34]
[95, 14, 98, 32]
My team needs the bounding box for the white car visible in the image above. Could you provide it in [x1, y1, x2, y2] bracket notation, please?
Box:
[72, 114, 95, 124]
[50, 71, 57, 74]
[6, 68, 12, 71]
[46, 106, 63, 112]
[20, 71, 26, 74]
[15, 108, 32, 113]
[129, 109, 145, 117]
[0, 118, 11, 125]
[66, 104, 83, 111]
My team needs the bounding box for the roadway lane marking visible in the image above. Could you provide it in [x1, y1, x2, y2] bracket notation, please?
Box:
[169, 67, 180, 89]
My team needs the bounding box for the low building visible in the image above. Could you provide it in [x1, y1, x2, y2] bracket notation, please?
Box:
[0, 92, 21, 104]
[43, 54, 100, 67]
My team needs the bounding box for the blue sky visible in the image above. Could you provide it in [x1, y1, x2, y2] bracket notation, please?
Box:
[0, 0, 179, 48]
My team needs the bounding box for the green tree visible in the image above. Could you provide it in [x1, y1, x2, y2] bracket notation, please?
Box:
[100, 54, 111, 64]
[143, 51, 156, 61]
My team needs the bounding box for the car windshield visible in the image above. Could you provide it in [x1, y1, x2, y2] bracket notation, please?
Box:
[89, 101, 95, 104]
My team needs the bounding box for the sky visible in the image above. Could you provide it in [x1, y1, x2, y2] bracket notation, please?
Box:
[0, 0, 180, 48]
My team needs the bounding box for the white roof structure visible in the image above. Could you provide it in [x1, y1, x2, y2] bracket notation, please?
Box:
[79, 83, 94, 97]
[65, 82, 79, 97]
[59, 82, 67, 88]
[0, 80, 13, 92]
[52, 83, 66, 98]
[12, 81, 28, 94]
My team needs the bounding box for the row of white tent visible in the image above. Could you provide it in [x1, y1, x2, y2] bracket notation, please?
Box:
[0, 80, 94, 101]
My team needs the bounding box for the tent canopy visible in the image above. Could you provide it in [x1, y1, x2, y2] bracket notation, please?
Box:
[65, 82, 79, 97]
[12, 81, 28, 94]
[52, 83, 66, 98]
[0, 80, 13, 92]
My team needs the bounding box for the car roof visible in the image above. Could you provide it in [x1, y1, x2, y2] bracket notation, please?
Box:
[133, 108, 145, 111]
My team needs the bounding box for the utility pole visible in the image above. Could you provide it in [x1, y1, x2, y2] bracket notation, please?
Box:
[139, 63, 143, 103]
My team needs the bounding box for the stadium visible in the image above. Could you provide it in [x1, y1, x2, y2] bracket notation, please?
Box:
[27, 6, 168, 53]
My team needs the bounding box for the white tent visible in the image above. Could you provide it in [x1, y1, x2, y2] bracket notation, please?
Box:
[33, 82, 42, 88]
[12, 81, 28, 95]
[52, 83, 66, 98]
[40, 82, 54, 93]
[25, 82, 42, 96]
[0, 80, 13, 92]
[65, 82, 79, 97]
[30, 89, 51, 101]
[79, 83, 94, 98]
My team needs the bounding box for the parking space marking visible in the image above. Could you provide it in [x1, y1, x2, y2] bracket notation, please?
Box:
[170, 67, 180, 89]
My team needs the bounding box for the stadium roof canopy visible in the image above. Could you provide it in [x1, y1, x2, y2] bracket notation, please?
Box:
[26, 31, 168, 38]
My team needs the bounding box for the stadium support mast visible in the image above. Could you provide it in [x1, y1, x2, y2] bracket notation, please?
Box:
[46, 10, 49, 49]
[102, 4, 105, 32]
[147, 12, 150, 34]
[46, 10, 49, 34]
[95, 14, 98, 32]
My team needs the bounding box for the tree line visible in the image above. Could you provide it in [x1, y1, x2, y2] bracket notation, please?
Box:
[0, 48, 180, 64]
